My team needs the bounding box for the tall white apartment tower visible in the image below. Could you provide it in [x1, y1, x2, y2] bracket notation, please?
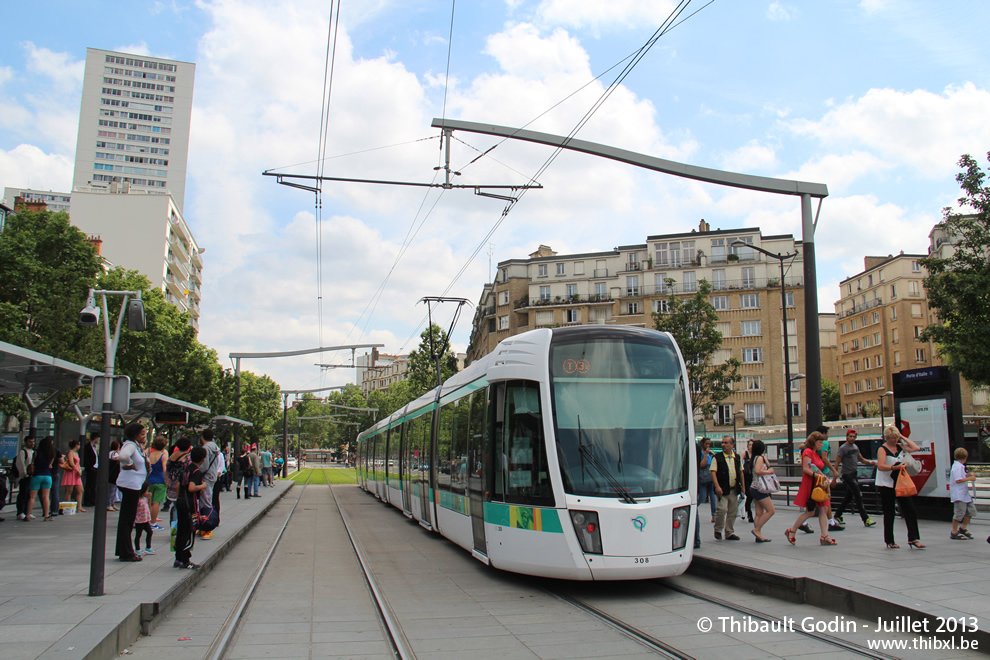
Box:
[72, 48, 195, 211]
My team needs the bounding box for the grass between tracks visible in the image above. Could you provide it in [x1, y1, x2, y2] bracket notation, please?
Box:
[285, 467, 357, 484]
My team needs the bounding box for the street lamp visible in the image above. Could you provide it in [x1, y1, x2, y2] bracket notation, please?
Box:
[79, 288, 146, 597]
[879, 390, 894, 430]
[731, 240, 799, 463]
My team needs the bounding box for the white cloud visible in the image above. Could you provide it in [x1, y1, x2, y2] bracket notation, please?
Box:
[766, 2, 794, 21]
[0, 66, 12, 88]
[533, 0, 679, 31]
[788, 84, 990, 178]
[719, 140, 777, 173]
[23, 42, 84, 88]
[113, 42, 152, 57]
[0, 144, 73, 196]
[859, 0, 894, 15]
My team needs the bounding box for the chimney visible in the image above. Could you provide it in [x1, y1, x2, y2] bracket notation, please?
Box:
[87, 235, 103, 255]
[699, 219, 710, 233]
[14, 196, 48, 213]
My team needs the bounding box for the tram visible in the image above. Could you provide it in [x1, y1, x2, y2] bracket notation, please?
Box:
[356, 326, 697, 580]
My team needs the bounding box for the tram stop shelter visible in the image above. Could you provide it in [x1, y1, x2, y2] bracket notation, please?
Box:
[76, 392, 211, 437]
[211, 415, 254, 478]
[0, 340, 100, 439]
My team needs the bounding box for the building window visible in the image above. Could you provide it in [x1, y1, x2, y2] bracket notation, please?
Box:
[741, 267, 756, 289]
[874, 332, 881, 345]
[626, 276, 639, 296]
[683, 240, 696, 264]
[861, 315, 868, 326]
[556, 263, 565, 276]
[712, 269, 726, 290]
[683, 271, 697, 293]
[744, 403, 764, 425]
[840, 323, 847, 333]
[627, 302, 640, 314]
[911, 303, 922, 318]
[711, 295, 728, 310]
[565, 309, 580, 323]
[538, 264, 548, 278]
[740, 320, 761, 336]
[856, 380, 863, 392]
[891, 306, 898, 321]
[851, 339, 859, 350]
[864, 357, 871, 369]
[844, 383, 851, 394]
[574, 261, 585, 275]
[785, 291, 795, 307]
[890, 284, 897, 299]
[853, 359, 860, 371]
[872, 311, 880, 323]
[791, 402, 801, 418]
[892, 328, 899, 343]
[655, 243, 668, 266]
[916, 348, 926, 363]
[500, 268, 508, 283]
[540, 285, 551, 301]
[912, 260, 920, 272]
[566, 284, 578, 298]
[914, 325, 922, 339]
[711, 238, 726, 264]
[863, 336, 871, 348]
[669, 242, 681, 267]
[742, 348, 763, 363]
[876, 354, 883, 367]
[842, 342, 848, 353]
[850, 319, 858, 331]
[716, 404, 733, 426]
[498, 316, 509, 330]
[894, 351, 900, 366]
[740, 293, 759, 309]
[654, 299, 669, 314]
[745, 376, 763, 391]
[535, 310, 553, 326]
[877, 375, 885, 388]
[594, 282, 608, 300]
[498, 291, 509, 306]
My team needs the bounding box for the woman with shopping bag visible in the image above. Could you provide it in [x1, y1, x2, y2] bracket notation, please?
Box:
[875, 425, 923, 549]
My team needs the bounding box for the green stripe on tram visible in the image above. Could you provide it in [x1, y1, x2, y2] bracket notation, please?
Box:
[484, 502, 563, 533]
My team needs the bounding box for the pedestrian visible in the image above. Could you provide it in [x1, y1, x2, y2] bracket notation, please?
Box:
[236, 445, 253, 499]
[50, 442, 63, 517]
[147, 437, 168, 530]
[134, 482, 155, 555]
[115, 423, 149, 562]
[698, 438, 717, 523]
[174, 446, 208, 569]
[833, 429, 876, 528]
[82, 433, 99, 508]
[199, 429, 221, 511]
[260, 446, 273, 486]
[249, 444, 262, 497]
[107, 440, 121, 510]
[693, 438, 708, 549]
[711, 435, 744, 541]
[15, 436, 35, 520]
[62, 438, 86, 513]
[799, 425, 843, 533]
[784, 432, 836, 546]
[949, 447, 977, 540]
[741, 439, 755, 523]
[25, 436, 56, 521]
[875, 424, 924, 549]
[748, 440, 776, 542]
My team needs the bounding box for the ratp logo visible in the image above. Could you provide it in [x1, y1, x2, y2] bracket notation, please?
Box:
[631, 515, 647, 532]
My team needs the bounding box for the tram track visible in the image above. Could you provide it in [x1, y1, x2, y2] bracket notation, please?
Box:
[206, 471, 414, 660]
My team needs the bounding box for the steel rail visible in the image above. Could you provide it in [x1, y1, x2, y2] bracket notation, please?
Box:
[660, 581, 901, 660]
[206, 471, 313, 660]
[332, 483, 416, 660]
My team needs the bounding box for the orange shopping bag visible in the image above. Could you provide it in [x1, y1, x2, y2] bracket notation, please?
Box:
[895, 469, 917, 498]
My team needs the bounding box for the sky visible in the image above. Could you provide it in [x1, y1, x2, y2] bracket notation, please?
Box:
[2, 0, 989, 393]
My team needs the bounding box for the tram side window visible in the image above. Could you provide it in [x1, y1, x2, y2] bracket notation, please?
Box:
[388, 426, 401, 483]
[494, 381, 553, 506]
[450, 397, 470, 495]
[437, 404, 454, 492]
[469, 389, 489, 495]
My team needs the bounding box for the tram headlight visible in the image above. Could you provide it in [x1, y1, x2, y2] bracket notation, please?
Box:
[672, 505, 691, 551]
[569, 510, 603, 554]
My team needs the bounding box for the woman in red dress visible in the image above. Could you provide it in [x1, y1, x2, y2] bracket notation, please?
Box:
[61, 438, 86, 513]
[784, 432, 836, 546]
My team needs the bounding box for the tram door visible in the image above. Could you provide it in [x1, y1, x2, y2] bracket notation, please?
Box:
[418, 414, 432, 527]
[468, 388, 491, 555]
[400, 422, 412, 514]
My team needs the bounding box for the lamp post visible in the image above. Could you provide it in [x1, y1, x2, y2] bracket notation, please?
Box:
[731, 240, 799, 463]
[788, 373, 806, 465]
[78, 289, 146, 597]
[879, 390, 894, 431]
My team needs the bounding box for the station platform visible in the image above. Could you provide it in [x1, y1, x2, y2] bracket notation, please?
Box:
[0, 478, 294, 660]
[692, 507, 990, 647]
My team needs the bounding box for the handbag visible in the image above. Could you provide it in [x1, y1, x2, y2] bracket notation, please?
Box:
[897, 451, 922, 477]
[811, 472, 830, 503]
[698, 459, 713, 486]
[895, 468, 918, 497]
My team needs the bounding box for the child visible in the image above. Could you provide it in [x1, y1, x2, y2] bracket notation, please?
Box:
[949, 447, 977, 540]
[174, 446, 208, 569]
[134, 483, 155, 555]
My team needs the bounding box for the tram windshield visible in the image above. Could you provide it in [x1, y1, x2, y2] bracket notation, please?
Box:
[550, 334, 689, 498]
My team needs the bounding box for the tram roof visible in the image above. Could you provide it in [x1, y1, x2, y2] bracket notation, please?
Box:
[76, 392, 210, 421]
[0, 341, 100, 396]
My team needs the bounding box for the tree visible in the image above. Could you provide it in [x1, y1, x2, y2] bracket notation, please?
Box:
[237, 371, 282, 446]
[918, 152, 990, 386]
[821, 379, 841, 421]
[653, 279, 741, 419]
[406, 324, 459, 396]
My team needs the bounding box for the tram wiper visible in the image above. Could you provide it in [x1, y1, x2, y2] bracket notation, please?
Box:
[577, 417, 637, 504]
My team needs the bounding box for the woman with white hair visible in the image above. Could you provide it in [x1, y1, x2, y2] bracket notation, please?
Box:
[875, 424, 923, 549]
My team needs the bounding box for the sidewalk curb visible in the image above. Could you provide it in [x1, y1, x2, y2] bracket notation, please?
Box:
[689, 554, 990, 648]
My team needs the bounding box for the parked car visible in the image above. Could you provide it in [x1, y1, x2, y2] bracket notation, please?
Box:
[287, 457, 298, 469]
[830, 463, 881, 515]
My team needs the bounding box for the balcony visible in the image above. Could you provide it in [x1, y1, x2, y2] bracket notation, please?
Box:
[169, 232, 190, 262]
[481, 306, 496, 317]
[166, 253, 190, 280]
[593, 269, 609, 278]
[519, 294, 615, 309]
[842, 297, 883, 317]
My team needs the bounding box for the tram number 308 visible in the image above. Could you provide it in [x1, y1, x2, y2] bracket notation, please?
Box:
[634, 557, 650, 564]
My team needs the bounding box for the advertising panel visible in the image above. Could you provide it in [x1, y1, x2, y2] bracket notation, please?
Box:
[898, 398, 952, 498]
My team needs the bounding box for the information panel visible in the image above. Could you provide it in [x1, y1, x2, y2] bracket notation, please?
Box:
[898, 398, 952, 497]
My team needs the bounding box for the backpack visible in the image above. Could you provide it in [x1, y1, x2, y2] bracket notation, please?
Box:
[165, 455, 191, 501]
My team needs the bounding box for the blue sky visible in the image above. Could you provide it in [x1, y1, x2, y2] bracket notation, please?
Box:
[2, 0, 989, 391]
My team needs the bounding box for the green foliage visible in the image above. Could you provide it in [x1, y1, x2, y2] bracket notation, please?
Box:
[237, 371, 282, 446]
[821, 379, 841, 421]
[407, 324, 459, 396]
[653, 278, 741, 418]
[918, 153, 990, 386]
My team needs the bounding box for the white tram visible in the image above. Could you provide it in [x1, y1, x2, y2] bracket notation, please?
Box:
[356, 326, 697, 580]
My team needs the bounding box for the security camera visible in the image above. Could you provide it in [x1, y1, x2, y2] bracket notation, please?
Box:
[127, 298, 146, 331]
[79, 293, 101, 327]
